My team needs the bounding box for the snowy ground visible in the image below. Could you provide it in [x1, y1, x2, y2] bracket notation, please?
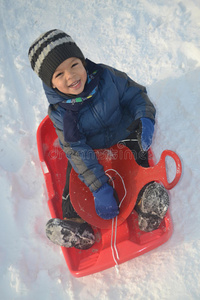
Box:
[0, 0, 200, 299]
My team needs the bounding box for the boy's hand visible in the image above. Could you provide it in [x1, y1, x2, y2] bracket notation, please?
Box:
[137, 118, 154, 152]
[93, 183, 119, 220]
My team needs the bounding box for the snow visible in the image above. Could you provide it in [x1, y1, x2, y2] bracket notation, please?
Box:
[0, 0, 200, 298]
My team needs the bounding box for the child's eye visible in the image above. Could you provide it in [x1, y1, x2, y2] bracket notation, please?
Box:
[55, 72, 63, 78]
[72, 63, 78, 68]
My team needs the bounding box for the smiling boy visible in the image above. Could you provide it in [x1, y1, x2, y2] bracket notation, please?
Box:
[28, 29, 169, 250]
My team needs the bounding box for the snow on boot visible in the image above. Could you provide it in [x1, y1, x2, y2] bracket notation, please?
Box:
[46, 218, 95, 250]
[135, 182, 169, 232]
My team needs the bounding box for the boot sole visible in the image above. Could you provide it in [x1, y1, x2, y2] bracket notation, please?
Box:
[46, 218, 95, 250]
[136, 182, 169, 232]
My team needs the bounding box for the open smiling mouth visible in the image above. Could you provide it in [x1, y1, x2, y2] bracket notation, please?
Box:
[69, 80, 81, 88]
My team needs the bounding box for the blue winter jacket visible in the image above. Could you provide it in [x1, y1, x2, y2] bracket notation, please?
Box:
[43, 59, 156, 192]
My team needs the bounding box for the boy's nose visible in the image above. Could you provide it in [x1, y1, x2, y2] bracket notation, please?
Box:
[65, 70, 74, 81]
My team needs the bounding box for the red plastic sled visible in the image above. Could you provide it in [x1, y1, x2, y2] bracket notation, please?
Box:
[37, 116, 182, 277]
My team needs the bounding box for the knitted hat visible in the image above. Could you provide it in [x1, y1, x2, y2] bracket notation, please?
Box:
[28, 29, 85, 87]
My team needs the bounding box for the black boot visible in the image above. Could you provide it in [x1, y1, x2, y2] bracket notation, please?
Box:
[46, 218, 95, 250]
[46, 193, 95, 250]
[46, 160, 95, 250]
[135, 182, 169, 232]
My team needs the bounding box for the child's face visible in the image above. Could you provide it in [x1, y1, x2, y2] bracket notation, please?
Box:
[52, 57, 87, 95]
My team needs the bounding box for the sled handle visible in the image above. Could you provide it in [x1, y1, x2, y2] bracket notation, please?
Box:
[156, 150, 182, 190]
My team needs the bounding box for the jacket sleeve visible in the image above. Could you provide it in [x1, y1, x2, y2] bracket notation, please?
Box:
[48, 104, 109, 192]
[101, 64, 156, 122]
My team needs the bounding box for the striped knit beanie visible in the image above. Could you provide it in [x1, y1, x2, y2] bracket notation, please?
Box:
[28, 29, 85, 87]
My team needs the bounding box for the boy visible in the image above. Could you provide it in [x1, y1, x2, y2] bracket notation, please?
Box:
[28, 29, 169, 250]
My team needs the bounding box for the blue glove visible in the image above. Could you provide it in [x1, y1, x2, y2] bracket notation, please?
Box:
[138, 118, 154, 151]
[93, 183, 119, 220]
